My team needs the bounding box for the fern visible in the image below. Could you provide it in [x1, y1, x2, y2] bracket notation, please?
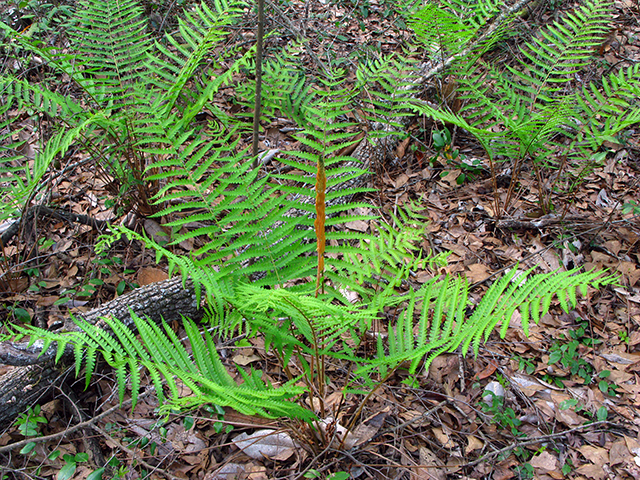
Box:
[406, 0, 638, 213]
[0, 0, 247, 216]
[352, 267, 616, 392]
[12, 313, 312, 420]
[2, 0, 626, 430]
[13, 265, 614, 422]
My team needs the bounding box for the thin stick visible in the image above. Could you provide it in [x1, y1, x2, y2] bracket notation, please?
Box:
[251, 0, 265, 168]
[0, 389, 152, 455]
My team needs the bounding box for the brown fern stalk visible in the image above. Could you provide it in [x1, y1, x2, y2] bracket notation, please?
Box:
[314, 156, 326, 298]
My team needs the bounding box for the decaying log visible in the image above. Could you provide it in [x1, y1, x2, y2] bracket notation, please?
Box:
[0, 276, 201, 428]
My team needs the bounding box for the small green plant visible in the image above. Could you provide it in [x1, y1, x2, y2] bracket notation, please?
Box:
[622, 200, 640, 215]
[544, 318, 600, 386]
[305, 470, 349, 480]
[15, 405, 47, 437]
[7, 305, 31, 323]
[562, 458, 574, 476]
[14, 405, 47, 457]
[431, 127, 483, 184]
[514, 355, 535, 375]
[618, 330, 630, 344]
[597, 370, 618, 397]
[560, 398, 610, 422]
[546, 337, 593, 385]
[57, 452, 89, 480]
[543, 318, 617, 396]
[513, 462, 534, 479]
[482, 392, 523, 438]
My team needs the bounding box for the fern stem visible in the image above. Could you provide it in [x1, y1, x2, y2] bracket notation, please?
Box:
[251, 0, 265, 168]
[314, 152, 327, 297]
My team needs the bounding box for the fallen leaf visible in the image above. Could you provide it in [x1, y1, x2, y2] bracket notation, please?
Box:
[413, 447, 446, 480]
[344, 220, 369, 232]
[36, 295, 60, 306]
[232, 429, 296, 461]
[609, 439, 630, 466]
[232, 353, 261, 366]
[137, 267, 168, 286]
[465, 435, 483, 454]
[350, 410, 388, 447]
[432, 427, 456, 449]
[530, 450, 559, 472]
[466, 263, 490, 283]
[579, 445, 609, 467]
[395, 173, 409, 189]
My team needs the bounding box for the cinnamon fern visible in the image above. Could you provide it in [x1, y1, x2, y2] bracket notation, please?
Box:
[12, 267, 615, 421]
[1, 0, 628, 426]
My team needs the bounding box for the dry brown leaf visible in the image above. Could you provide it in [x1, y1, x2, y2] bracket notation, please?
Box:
[232, 429, 296, 461]
[137, 267, 168, 286]
[474, 361, 497, 380]
[232, 353, 261, 366]
[427, 354, 459, 384]
[432, 427, 456, 449]
[439, 170, 460, 188]
[395, 173, 409, 189]
[36, 295, 60, 306]
[609, 439, 631, 466]
[511, 373, 556, 395]
[465, 263, 490, 283]
[395, 136, 411, 159]
[344, 219, 369, 232]
[579, 445, 609, 467]
[350, 410, 387, 447]
[576, 462, 607, 480]
[530, 450, 559, 472]
[465, 435, 483, 454]
[625, 435, 640, 464]
[413, 447, 446, 480]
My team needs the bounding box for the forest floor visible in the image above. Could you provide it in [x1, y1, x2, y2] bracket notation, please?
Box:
[1, 0, 640, 478]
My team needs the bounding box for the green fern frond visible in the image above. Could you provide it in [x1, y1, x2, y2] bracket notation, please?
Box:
[353, 267, 615, 387]
[70, 0, 151, 105]
[576, 64, 640, 149]
[410, 4, 477, 55]
[14, 313, 312, 419]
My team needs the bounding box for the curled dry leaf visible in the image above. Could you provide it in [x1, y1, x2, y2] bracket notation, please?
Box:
[232, 429, 296, 461]
[317, 417, 359, 449]
[413, 447, 446, 480]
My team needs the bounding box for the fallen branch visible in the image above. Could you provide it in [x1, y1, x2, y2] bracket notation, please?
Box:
[0, 276, 201, 427]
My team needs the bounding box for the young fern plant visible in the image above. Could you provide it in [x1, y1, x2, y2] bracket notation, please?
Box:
[1, 0, 622, 447]
[407, 0, 639, 215]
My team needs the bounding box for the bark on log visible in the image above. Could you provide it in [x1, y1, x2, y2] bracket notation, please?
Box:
[0, 276, 201, 428]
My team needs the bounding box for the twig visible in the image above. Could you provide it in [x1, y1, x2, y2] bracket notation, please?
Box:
[0, 390, 152, 455]
[460, 420, 617, 468]
[251, 0, 266, 167]
[91, 423, 181, 480]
